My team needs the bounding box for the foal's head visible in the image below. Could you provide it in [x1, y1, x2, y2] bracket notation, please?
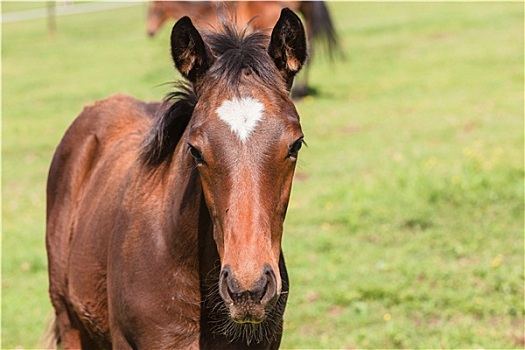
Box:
[171, 9, 307, 326]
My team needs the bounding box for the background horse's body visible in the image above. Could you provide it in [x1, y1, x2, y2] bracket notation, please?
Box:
[148, 1, 301, 35]
[47, 9, 306, 349]
[147, 1, 339, 97]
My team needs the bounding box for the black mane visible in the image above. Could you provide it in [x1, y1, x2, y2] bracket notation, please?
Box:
[141, 83, 197, 167]
[141, 23, 283, 167]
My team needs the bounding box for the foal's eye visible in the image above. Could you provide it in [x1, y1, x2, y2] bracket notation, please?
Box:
[288, 138, 304, 159]
[188, 144, 204, 163]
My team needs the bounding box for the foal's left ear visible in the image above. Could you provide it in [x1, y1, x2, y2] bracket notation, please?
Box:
[170, 16, 209, 83]
[268, 8, 308, 91]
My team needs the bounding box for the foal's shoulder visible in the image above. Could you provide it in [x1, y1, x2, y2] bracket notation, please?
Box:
[82, 94, 161, 120]
[57, 94, 161, 159]
[71, 94, 162, 139]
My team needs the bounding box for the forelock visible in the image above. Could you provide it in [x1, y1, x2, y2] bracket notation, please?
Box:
[203, 23, 285, 94]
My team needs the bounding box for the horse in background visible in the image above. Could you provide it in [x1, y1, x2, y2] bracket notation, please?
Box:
[146, 1, 340, 97]
[46, 8, 307, 349]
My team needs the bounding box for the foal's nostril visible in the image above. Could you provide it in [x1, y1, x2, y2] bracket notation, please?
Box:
[218, 265, 235, 304]
[259, 265, 278, 305]
[248, 272, 269, 302]
[218, 264, 278, 306]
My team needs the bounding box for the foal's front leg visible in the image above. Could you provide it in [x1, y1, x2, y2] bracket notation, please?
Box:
[55, 309, 83, 349]
[110, 328, 135, 350]
[110, 328, 201, 350]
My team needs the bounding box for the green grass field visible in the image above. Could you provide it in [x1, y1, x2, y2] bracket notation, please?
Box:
[2, 2, 523, 349]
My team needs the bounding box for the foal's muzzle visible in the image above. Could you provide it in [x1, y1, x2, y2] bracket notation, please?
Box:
[218, 264, 278, 323]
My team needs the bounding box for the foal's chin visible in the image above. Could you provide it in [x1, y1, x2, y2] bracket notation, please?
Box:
[228, 303, 267, 324]
[226, 295, 279, 325]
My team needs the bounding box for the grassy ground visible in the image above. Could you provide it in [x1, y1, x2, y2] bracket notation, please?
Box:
[2, 2, 523, 349]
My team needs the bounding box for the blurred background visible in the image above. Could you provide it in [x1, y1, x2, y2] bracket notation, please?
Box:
[2, 1, 523, 348]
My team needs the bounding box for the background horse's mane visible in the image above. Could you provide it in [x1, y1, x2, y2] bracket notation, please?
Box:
[141, 20, 284, 167]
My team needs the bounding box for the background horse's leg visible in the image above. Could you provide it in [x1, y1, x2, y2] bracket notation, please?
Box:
[291, 60, 315, 99]
[291, 0, 340, 99]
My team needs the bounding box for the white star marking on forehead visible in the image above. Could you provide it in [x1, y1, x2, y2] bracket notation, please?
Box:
[216, 97, 264, 142]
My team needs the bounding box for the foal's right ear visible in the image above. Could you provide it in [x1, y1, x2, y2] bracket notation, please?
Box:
[268, 8, 307, 91]
[170, 17, 209, 83]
